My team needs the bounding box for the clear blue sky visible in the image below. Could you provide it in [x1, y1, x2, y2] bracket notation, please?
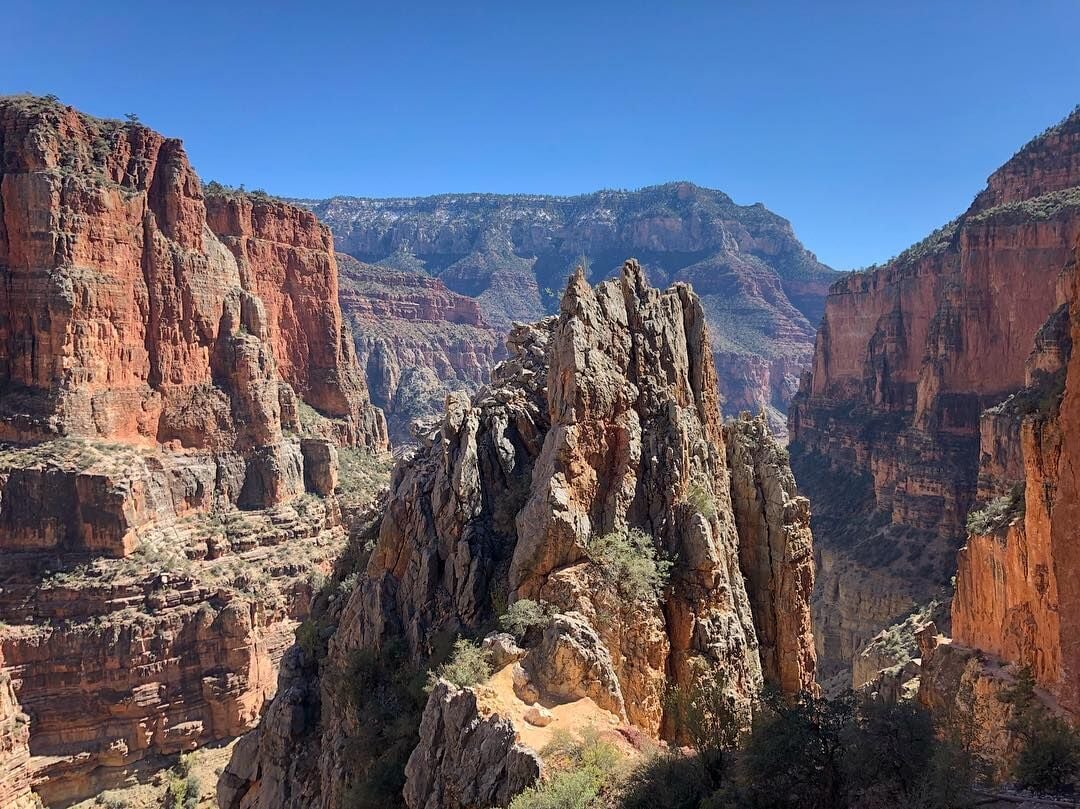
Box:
[4, 1, 1078, 269]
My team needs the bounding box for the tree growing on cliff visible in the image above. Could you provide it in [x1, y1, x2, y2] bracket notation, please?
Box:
[999, 666, 1080, 793]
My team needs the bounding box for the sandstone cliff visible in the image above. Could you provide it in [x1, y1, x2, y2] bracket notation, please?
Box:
[301, 182, 836, 437]
[0, 95, 389, 806]
[220, 261, 816, 809]
[921, 234, 1080, 732]
[789, 106, 1080, 684]
[336, 254, 501, 443]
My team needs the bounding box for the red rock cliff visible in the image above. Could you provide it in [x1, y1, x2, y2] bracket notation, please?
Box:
[0, 95, 389, 805]
[789, 107, 1080, 683]
[947, 234, 1080, 715]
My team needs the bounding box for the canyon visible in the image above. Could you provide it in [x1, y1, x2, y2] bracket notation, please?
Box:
[0, 95, 388, 806]
[301, 183, 836, 440]
[219, 261, 816, 809]
[789, 106, 1080, 688]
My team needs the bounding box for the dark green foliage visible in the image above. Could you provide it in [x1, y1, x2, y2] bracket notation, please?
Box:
[999, 666, 1080, 793]
[585, 528, 672, 604]
[336, 639, 428, 808]
[620, 754, 728, 809]
[619, 690, 982, 809]
[742, 691, 854, 809]
[499, 598, 549, 640]
[663, 670, 741, 782]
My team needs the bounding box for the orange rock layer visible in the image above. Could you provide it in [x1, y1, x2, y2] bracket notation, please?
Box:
[949, 235, 1080, 715]
[789, 107, 1080, 680]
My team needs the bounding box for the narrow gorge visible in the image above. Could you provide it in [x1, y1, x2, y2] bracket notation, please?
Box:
[789, 106, 1080, 695]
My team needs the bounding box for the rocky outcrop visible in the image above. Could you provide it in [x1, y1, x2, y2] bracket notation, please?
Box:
[302, 181, 836, 437]
[222, 261, 816, 809]
[336, 255, 501, 442]
[403, 681, 541, 809]
[789, 106, 1080, 682]
[0, 96, 389, 805]
[725, 414, 816, 695]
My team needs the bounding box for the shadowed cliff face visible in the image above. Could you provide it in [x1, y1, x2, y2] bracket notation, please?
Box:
[789, 106, 1080, 685]
[220, 262, 816, 809]
[0, 95, 390, 805]
[299, 182, 836, 438]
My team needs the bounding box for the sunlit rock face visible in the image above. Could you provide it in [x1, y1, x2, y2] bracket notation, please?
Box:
[301, 181, 837, 439]
[221, 261, 816, 809]
[0, 95, 388, 805]
[789, 107, 1080, 684]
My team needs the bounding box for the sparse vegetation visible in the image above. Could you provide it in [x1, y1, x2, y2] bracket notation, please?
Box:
[164, 753, 199, 809]
[685, 481, 717, 520]
[585, 528, 672, 604]
[966, 485, 1025, 536]
[336, 446, 394, 509]
[999, 665, 1080, 793]
[509, 729, 622, 809]
[499, 598, 549, 640]
[426, 638, 491, 690]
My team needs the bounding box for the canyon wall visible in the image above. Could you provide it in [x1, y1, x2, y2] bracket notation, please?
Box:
[0, 95, 388, 805]
[929, 234, 1080, 722]
[789, 106, 1080, 684]
[336, 254, 501, 444]
[220, 262, 816, 809]
[301, 182, 836, 439]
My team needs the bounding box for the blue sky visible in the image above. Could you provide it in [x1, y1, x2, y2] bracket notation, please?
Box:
[4, 1, 1078, 269]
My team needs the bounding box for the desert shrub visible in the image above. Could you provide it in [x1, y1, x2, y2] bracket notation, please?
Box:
[164, 771, 199, 809]
[585, 528, 672, 604]
[511, 729, 621, 809]
[663, 670, 741, 781]
[1014, 717, 1080, 793]
[741, 691, 854, 809]
[336, 639, 427, 807]
[427, 638, 491, 690]
[499, 599, 549, 640]
[686, 481, 717, 520]
[999, 665, 1080, 792]
[509, 768, 601, 809]
[296, 619, 323, 663]
[966, 486, 1024, 535]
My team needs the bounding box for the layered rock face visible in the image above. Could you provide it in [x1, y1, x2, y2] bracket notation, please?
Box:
[0, 649, 34, 809]
[0, 95, 388, 805]
[927, 235, 1080, 725]
[789, 107, 1080, 682]
[221, 262, 816, 809]
[301, 182, 836, 437]
[336, 254, 501, 443]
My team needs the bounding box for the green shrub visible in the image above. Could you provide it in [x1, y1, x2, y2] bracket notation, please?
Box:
[510, 729, 621, 809]
[966, 486, 1024, 535]
[164, 771, 199, 809]
[585, 528, 672, 604]
[296, 619, 323, 662]
[999, 665, 1080, 793]
[685, 482, 717, 520]
[427, 638, 491, 690]
[509, 768, 602, 809]
[500, 599, 549, 639]
[663, 670, 740, 780]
